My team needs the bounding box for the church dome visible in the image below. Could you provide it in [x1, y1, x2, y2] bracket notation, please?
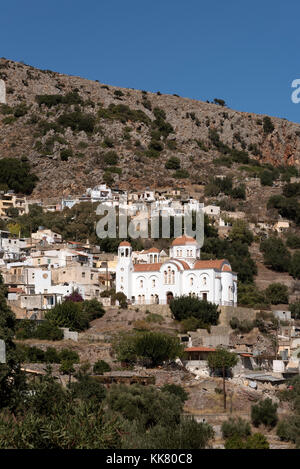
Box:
[119, 241, 131, 247]
[171, 235, 198, 246]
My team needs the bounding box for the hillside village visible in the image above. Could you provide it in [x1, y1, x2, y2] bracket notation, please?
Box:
[0, 180, 300, 447]
[1, 60, 300, 448]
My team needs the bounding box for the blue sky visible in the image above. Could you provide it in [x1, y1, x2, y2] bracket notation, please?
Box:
[2, 0, 300, 122]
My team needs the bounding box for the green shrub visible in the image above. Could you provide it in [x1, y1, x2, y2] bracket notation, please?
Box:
[263, 116, 274, 134]
[276, 415, 300, 446]
[104, 151, 119, 165]
[173, 169, 189, 179]
[160, 384, 189, 403]
[251, 398, 278, 428]
[57, 112, 95, 133]
[58, 349, 80, 363]
[221, 417, 251, 439]
[286, 233, 300, 249]
[170, 296, 219, 325]
[0, 158, 38, 194]
[34, 321, 64, 341]
[165, 156, 180, 170]
[264, 283, 289, 304]
[260, 237, 291, 272]
[98, 103, 150, 125]
[93, 360, 111, 375]
[60, 148, 73, 161]
[45, 301, 90, 332]
[289, 251, 300, 279]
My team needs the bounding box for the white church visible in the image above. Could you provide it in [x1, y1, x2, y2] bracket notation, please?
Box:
[116, 235, 237, 306]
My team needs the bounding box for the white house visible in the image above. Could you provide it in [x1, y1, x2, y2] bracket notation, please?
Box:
[116, 235, 237, 306]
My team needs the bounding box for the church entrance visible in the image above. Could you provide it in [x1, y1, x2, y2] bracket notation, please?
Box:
[166, 292, 174, 304]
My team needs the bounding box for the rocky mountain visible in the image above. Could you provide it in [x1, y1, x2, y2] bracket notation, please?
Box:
[1, 57, 300, 198]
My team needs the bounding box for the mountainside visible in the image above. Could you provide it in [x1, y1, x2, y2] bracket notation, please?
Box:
[1, 57, 300, 198]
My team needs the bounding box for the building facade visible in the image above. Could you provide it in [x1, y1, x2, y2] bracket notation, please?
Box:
[116, 235, 237, 306]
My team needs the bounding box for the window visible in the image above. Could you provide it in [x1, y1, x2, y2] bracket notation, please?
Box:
[82, 272, 86, 278]
[140, 279, 144, 288]
[152, 279, 156, 288]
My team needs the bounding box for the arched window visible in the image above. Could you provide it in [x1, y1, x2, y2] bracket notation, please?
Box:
[164, 271, 167, 284]
[190, 276, 194, 286]
[152, 279, 156, 288]
[167, 266, 172, 284]
[203, 276, 207, 285]
[140, 279, 144, 288]
[171, 270, 175, 284]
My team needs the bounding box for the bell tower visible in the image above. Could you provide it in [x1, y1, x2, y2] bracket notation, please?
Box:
[116, 241, 133, 300]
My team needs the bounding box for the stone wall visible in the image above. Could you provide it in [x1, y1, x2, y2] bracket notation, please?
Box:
[128, 303, 172, 317]
[219, 306, 257, 326]
[61, 328, 79, 342]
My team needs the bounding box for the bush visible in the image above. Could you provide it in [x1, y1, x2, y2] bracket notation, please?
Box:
[58, 349, 80, 363]
[225, 433, 269, 449]
[251, 398, 278, 428]
[263, 116, 275, 134]
[289, 251, 300, 279]
[45, 301, 90, 332]
[93, 360, 111, 375]
[229, 220, 254, 245]
[286, 233, 300, 249]
[221, 417, 251, 439]
[264, 283, 289, 304]
[260, 237, 291, 272]
[34, 321, 64, 341]
[237, 283, 267, 307]
[180, 317, 207, 333]
[106, 384, 183, 429]
[104, 151, 119, 166]
[113, 331, 183, 367]
[132, 417, 214, 449]
[57, 112, 95, 133]
[170, 296, 220, 325]
[276, 415, 300, 446]
[98, 103, 150, 125]
[82, 299, 105, 321]
[260, 170, 274, 186]
[229, 317, 255, 333]
[0, 158, 38, 194]
[173, 169, 189, 179]
[60, 148, 73, 161]
[70, 373, 106, 404]
[165, 157, 180, 170]
[134, 332, 183, 367]
[290, 302, 300, 319]
[160, 384, 189, 403]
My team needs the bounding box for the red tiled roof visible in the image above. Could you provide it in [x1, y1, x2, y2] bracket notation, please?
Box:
[133, 263, 162, 272]
[193, 259, 228, 271]
[119, 241, 131, 247]
[8, 287, 24, 293]
[143, 247, 160, 253]
[172, 235, 198, 246]
[184, 347, 216, 352]
[173, 259, 190, 270]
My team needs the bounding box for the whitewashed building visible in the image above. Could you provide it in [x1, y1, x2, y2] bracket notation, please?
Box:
[116, 235, 237, 306]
